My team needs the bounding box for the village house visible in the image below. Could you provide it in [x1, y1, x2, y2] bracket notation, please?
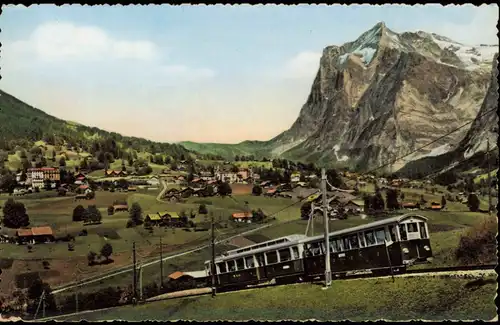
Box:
[291, 171, 301, 183]
[145, 213, 163, 225]
[216, 171, 239, 183]
[147, 176, 160, 186]
[264, 188, 277, 197]
[15, 226, 55, 244]
[113, 204, 129, 212]
[27, 167, 60, 189]
[236, 168, 250, 182]
[105, 170, 128, 177]
[430, 202, 443, 211]
[159, 211, 186, 227]
[232, 212, 253, 223]
[199, 171, 215, 181]
[402, 202, 420, 210]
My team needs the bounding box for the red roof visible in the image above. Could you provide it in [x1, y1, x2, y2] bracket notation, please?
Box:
[232, 212, 253, 219]
[267, 189, 277, 194]
[16, 229, 33, 237]
[78, 185, 89, 190]
[31, 226, 54, 236]
[76, 176, 85, 180]
[168, 271, 184, 280]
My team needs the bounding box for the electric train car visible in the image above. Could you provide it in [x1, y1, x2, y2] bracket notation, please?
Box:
[202, 213, 433, 290]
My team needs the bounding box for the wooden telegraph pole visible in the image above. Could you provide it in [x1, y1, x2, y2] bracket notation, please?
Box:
[132, 242, 137, 305]
[321, 169, 332, 288]
[211, 212, 217, 298]
[159, 236, 164, 288]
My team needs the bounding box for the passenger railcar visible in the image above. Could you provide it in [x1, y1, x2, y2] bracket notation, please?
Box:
[201, 213, 433, 290]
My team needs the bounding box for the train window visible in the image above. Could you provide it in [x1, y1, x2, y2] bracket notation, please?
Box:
[336, 239, 344, 251]
[358, 233, 366, 248]
[331, 240, 339, 253]
[399, 224, 408, 241]
[266, 251, 278, 264]
[217, 262, 227, 274]
[419, 222, 428, 239]
[407, 223, 418, 233]
[308, 242, 323, 256]
[245, 256, 255, 269]
[374, 228, 386, 244]
[291, 246, 300, 260]
[348, 235, 359, 250]
[236, 258, 245, 270]
[364, 231, 376, 246]
[228, 260, 237, 272]
[255, 253, 265, 267]
[279, 248, 291, 262]
[342, 237, 351, 251]
[388, 225, 397, 242]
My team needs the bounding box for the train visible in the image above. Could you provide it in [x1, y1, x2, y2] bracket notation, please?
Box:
[193, 213, 433, 290]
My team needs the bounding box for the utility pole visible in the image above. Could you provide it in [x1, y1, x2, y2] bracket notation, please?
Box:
[321, 169, 332, 288]
[139, 264, 143, 302]
[311, 202, 314, 236]
[487, 138, 492, 216]
[159, 237, 163, 288]
[132, 242, 137, 305]
[211, 212, 217, 298]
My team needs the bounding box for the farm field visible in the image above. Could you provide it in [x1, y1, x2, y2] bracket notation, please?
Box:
[59, 276, 497, 321]
[0, 183, 301, 295]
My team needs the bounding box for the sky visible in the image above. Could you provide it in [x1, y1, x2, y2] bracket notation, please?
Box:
[1, 4, 498, 144]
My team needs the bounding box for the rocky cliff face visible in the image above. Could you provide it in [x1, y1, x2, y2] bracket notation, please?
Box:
[397, 53, 498, 176]
[271, 22, 497, 172]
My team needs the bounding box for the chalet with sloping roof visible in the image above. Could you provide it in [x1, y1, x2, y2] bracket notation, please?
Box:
[232, 212, 253, 223]
[16, 226, 55, 244]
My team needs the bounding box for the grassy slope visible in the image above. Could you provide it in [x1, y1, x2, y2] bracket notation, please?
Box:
[61, 276, 497, 321]
[0, 89, 193, 164]
[179, 141, 274, 160]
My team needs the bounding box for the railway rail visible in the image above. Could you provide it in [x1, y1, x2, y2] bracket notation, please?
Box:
[34, 263, 497, 322]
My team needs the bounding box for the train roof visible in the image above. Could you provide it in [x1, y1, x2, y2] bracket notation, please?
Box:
[212, 235, 308, 263]
[225, 234, 308, 256]
[304, 213, 428, 243]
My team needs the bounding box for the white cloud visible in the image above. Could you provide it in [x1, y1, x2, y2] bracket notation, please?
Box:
[282, 51, 321, 79]
[431, 4, 499, 45]
[9, 21, 160, 62]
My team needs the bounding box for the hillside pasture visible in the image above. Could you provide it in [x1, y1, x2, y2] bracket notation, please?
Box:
[59, 276, 497, 321]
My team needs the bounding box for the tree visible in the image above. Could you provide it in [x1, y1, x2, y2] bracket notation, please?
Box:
[51, 150, 56, 162]
[100, 243, 113, 261]
[385, 189, 399, 210]
[252, 185, 263, 196]
[218, 182, 232, 196]
[0, 174, 17, 194]
[27, 279, 56, 314]
[83, 205, 102, 224]
[87, 251, 97, 266]
[59, 157, 66, 167]
[198, 204, 208, 215]
[108, 205, 114, 216]
[2, 199, 30, 228]
[373, 190, 385, 211]
[467, 193, 480, 212]
[44, 179, 52, 191]
[441, 195, 447, 208]
[363, 194, 371, 213]
[326, 169, 343, 188]
[72, 205, 86, 222]
[129, 202, 143, 226]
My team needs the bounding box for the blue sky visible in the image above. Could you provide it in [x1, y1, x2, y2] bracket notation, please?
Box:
[1, 4, 498, 143]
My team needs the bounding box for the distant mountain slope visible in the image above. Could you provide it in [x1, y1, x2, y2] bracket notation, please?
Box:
[271, 22, 496, 171]
[397, 53, 499, 177]
[179, 140, 273, 159]
[0, 89, 193, 158]
[183, 22, 497, 173]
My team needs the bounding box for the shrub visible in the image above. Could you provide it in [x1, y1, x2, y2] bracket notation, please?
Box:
[455, 217, 497, 265]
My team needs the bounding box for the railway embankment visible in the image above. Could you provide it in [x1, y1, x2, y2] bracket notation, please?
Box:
[46, 275, 497, 321]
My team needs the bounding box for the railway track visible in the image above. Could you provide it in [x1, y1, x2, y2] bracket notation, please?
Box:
[35, 264, 497, 321]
